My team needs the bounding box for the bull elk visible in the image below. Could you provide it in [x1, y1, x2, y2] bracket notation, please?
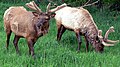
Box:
[3, 1, 67, 56]
[53, 0, 119, 52]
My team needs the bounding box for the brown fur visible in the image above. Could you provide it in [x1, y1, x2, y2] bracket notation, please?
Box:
[4, 6, 52, 56]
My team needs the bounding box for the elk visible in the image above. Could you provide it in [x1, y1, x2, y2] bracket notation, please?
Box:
[3, 1, 67, 56]
[53, 1, 119, 52]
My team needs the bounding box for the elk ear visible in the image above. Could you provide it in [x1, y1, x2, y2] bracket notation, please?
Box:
[32, 12, 39, 17]
[50, 13, 56, 18]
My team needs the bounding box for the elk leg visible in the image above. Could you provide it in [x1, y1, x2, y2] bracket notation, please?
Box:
[13, 35, 20, 53]
[57, 25, 66, 41]
[84, 35, 89, 52]
[57, 25, 62, 41]
[75, 31, 82, 52]
[27, 39, 35, 57]
[6, 30, 12, 50]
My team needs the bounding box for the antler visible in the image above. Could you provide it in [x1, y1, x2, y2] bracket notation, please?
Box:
[98, 26, 119, 46]
[83, 0, 91, 6]
[98, 30, 103, 39]
[98, 30, 114, 46]
[26, 1, 67, 14]
[104, 26, 119, 43]
[26, 1, 42, 13]
[48, 3, 67, 12]
[81, 0, 99, 8]
[46, 3, 51, 13]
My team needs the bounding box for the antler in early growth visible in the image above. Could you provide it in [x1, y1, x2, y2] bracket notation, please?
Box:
[49, 3, 67, 12]
[104, 26, 119, 44]
[83, 0, 91, 6]
[26, 1, 42, 13]
[98, 26, 119, 46]
[46, 3, 51, 13]
[81, 0, 99, 8]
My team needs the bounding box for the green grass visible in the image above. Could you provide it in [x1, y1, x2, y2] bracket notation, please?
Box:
[0, 2, 120, 67]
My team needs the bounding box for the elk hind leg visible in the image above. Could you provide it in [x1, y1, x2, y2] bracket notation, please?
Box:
[57, 25, 66, 41]
[13, 35, 20, 54]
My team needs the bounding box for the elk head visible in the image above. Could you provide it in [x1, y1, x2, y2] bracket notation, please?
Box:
[94, 26, 119, 52]
[26, 1, 67, 36]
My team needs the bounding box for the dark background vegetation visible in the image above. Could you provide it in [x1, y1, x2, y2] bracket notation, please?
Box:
[1, 0, 120, 11]
[0, 0, 119, 5]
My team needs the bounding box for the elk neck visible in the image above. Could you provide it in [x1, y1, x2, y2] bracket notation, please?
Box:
[85, 20, 99, 47]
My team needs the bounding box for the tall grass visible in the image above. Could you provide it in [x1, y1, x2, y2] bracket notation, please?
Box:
[0, 2, 120, 67]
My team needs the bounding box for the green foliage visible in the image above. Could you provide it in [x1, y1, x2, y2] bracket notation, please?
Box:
[64, 0, 86, 6]
[0, 0, 119, 6]
[0, 0, 32, 3]
[0, 2, 120, 67]
[50, 0, 120, 7]
[103, 0, 120, 4]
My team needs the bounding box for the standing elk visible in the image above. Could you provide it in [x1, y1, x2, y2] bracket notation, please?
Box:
[3, 1, 67, 56]
[53, 1, 119, 52]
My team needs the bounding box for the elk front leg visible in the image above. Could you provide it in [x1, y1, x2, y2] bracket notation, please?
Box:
[75, 30, 82, 52]
[57, 25, 66, 41]
[13, 35, 20, 54]
[27, 39, 35, 57]
[84, 35, 89, 52]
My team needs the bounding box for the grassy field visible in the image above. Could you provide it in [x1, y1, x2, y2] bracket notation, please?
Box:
[0, 2, 120, 67]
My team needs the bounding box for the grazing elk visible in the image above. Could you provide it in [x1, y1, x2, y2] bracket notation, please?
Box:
[3, 1, 67, 56]
[53, 1, 119, 52]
